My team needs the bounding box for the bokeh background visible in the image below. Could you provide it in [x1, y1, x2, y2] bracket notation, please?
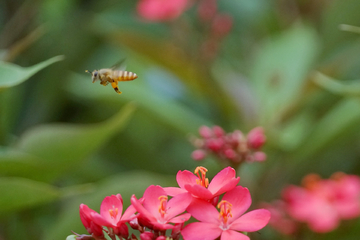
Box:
[1, 0, 360, 239]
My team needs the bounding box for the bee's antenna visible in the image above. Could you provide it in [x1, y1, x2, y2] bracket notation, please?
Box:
[85, 70, 91, 74]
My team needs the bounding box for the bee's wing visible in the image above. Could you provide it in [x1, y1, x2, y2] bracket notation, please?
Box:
[111, 59, 127, 71]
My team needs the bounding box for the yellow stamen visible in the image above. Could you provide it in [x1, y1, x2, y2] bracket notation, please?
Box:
[217, 200, 233, 224]
[194, 166, 209, 188]
[158, 195, 168, 218]
[302, 173, 321, 190]
[109, 207, 118, 219]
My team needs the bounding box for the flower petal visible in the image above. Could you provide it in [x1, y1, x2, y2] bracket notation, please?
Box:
[186, 198, 219, 223]
[221, 230, 250, 240]
[142, 185, 165, 219]
[307, 215, 339, 233]
[99, 194, 123, 225]
[121, 204, 137, 222]
[169, 213, 191, 224]
[181, 222, 222, 240]
[184, 184, 213, 200]
[163, 187, 187, 196]
[166, 192, 192, 219]
[130, 194, 157, 223]
[151, 222, 176, 231]
[230, 209, 271, 232]
[91, 212, 114, 228]
[176, 170, 198, 189]
[208, 167, 240, 196]
[222, 186, 251, 220]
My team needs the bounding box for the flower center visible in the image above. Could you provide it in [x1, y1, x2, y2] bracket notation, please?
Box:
[302, 173, 321, 190]
[217, 200, 233, 227]
[195, 166, 209, 188]
[158, 195, 168, 218]
[108, 205, 119, 219]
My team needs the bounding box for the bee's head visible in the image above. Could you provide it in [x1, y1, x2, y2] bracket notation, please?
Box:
[85, 70, 100, 83]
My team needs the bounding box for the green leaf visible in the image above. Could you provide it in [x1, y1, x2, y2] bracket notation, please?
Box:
[0, 149, 48, 180]
[296, 98, 360, 159]
[13, 103, 136, 181]
[0, 177, 60, 214]
[251, 25, 319, 124]
[313, 72, 360, 96]
[0, 55, 64, 88]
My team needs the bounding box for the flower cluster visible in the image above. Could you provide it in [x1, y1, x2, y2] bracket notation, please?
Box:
[72, 167, 270, 240]
[263, 172, 360, 234]
[191, 126, 266, 167]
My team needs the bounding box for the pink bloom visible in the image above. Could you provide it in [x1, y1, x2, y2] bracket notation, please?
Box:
[199, 125, 213, 138]
[191, 149, 206, 161]
[131, 185, 192, 231]
[140, 231, 154, 240]
[79, 204, 104, 237]
[282, 173, 360, 233]
[137, 0, 189, 22]
[330, 173, 360, 219]
[90, 194, 136, 237]
[283, 184, 339, 233]
[261, 201, 298, 235]
[252, 151, 267, 162]
[247, 127, 266, 149]
[181, 186, 271, 240]
[164, 166, 240, 201]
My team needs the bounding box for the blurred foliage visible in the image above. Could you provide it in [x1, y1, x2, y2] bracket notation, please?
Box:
[1, 0, 360, 239]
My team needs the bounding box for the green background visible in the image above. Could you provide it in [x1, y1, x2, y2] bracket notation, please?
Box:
[1, 0, 360, 239]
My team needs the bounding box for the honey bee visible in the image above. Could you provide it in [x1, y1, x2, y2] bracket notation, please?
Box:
[85, 65, 138, 94]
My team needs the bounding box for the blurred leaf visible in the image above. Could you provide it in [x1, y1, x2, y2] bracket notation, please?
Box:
[43, 170, 176, 240]
[0, 177, 60, 214]
[322, 0, 360, 53]
[0, 149, 48, 180]
[67, 73, 211, 133]
[339, 24, 360, 34]
[276, 111, 314, 151]
[313, 72, 360, 96]
[13, 103, 136, 181]
[251, 25, 319, 124]
[0, 55, 64, 88]
[296, 98, 360, 160]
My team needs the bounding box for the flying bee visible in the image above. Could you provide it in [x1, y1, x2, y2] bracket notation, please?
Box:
[85, 65, 138, 94]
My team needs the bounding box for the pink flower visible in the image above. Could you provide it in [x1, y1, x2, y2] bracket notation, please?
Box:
[191, 149, 206, 161]
[181, 186, 271, 240]
[282, 173, 360, 233]
[246, 127, 266, 149]
[90, 194, 136, 237]
[261, 201, 298, 235]
[137, 0, 189, 22]
[164, 166, 240, 201]
[330, 173, 360, 219]
[79, 204, 104, 237]
[130, 185, 192, 231]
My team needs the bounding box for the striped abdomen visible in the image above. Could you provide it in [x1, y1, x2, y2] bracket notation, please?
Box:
[113, 70, 138, 81]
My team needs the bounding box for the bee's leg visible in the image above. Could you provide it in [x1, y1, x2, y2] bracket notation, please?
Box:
[100, 79, 108, 86]
[111, 82, 122, 94]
